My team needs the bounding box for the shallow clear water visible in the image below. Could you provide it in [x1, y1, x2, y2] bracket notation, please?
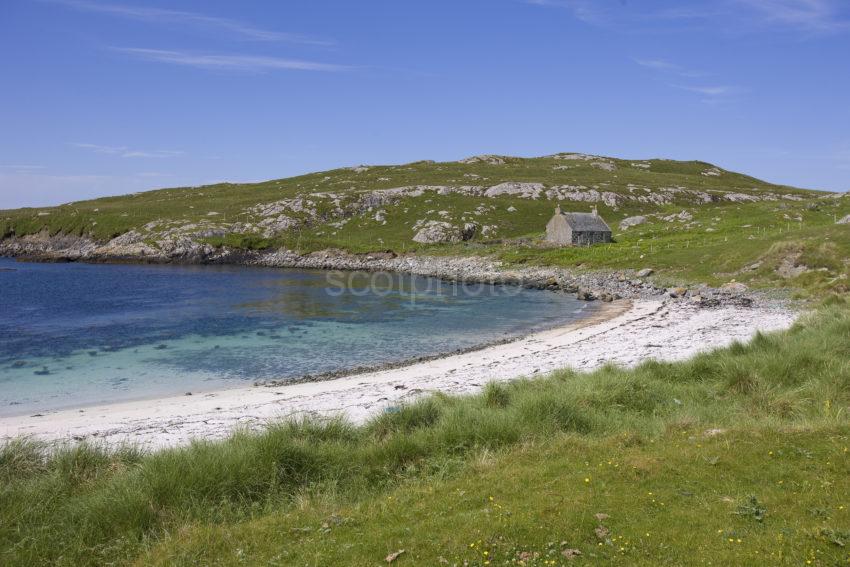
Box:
[0, 258, 595, 416]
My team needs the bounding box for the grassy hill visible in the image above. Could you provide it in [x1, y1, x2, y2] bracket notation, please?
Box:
[2, 152, 848, 293]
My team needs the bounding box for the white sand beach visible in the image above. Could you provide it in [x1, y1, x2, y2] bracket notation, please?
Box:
[0, 299, 798, 450]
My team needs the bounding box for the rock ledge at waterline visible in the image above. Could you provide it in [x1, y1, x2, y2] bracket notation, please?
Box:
[1, 233, 756, 307]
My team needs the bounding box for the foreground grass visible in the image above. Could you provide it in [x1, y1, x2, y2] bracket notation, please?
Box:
[1, 303, 849, 565]
[145, 428, 849, 566]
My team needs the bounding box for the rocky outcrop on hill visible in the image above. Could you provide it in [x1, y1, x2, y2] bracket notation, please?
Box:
[411, 220, 478, 243]
[457, 154, 507, 165]
[590, 160, 616, 171]
[661, 210, 694, 223]
[484, 182, 545, 199]
[0, 232, 97, 260]
[549, 153, 598, 161]
[412, 221, 459, 244]
[0, 230, 221, 263]
[619, 216, 647, 230]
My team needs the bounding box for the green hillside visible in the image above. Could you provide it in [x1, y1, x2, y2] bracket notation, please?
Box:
[2, 152, 848, 293]
[0, 153, 821, 245]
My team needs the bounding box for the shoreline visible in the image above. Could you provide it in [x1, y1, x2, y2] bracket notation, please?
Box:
[3, 244, 659, 298]
[0, 298, 798, 449]
[0, 233, 753, 306]
[0, 235, 759, 306]
[0, 294, 605, 420]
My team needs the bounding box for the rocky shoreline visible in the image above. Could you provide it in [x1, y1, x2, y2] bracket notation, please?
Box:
[0, 232, 759, 307]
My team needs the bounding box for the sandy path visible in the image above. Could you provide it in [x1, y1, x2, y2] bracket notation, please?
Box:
[0, 299, 797, 450]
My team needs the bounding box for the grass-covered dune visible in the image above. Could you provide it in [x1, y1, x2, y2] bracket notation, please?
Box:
[2, 300, 848, 566]
[3, 153, 849, 293]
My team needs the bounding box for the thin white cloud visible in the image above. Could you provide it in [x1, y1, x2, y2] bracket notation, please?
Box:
[72, 143, 125, 154]
[632, 58, 679, 71]
[523, 0, 604, 23]
[72, 143, 184, 158]
[632, 57, 708, 78]
[121, 150, 184, 158]
[526, 0, 850, 35]
[524, 0, 712, 28]
[632, 58, 727, 101]
[114, 48, 350, 73]
[673, 84, 744, 96]
[735, 0, 850, 33]
[48, 0, 334, 45]
[637, 6, 731, 22]
[671, 84, 748, 105]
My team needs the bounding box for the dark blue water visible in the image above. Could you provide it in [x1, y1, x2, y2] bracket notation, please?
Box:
[0, 258, 595, 415]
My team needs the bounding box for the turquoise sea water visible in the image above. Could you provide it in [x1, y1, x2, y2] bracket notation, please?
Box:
[0, 258, 595, 416]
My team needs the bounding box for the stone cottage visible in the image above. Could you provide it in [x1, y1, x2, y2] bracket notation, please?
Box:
[545, 205, 612, 246]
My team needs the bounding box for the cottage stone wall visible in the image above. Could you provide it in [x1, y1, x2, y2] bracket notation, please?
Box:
[570, 230, 611, 246]
[545, 216, 572, 244]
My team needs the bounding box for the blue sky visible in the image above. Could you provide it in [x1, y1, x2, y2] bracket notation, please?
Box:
[1, 0, 849, 208]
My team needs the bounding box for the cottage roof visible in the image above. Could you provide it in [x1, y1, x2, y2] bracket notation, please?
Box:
[559, 212, 611, 232]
